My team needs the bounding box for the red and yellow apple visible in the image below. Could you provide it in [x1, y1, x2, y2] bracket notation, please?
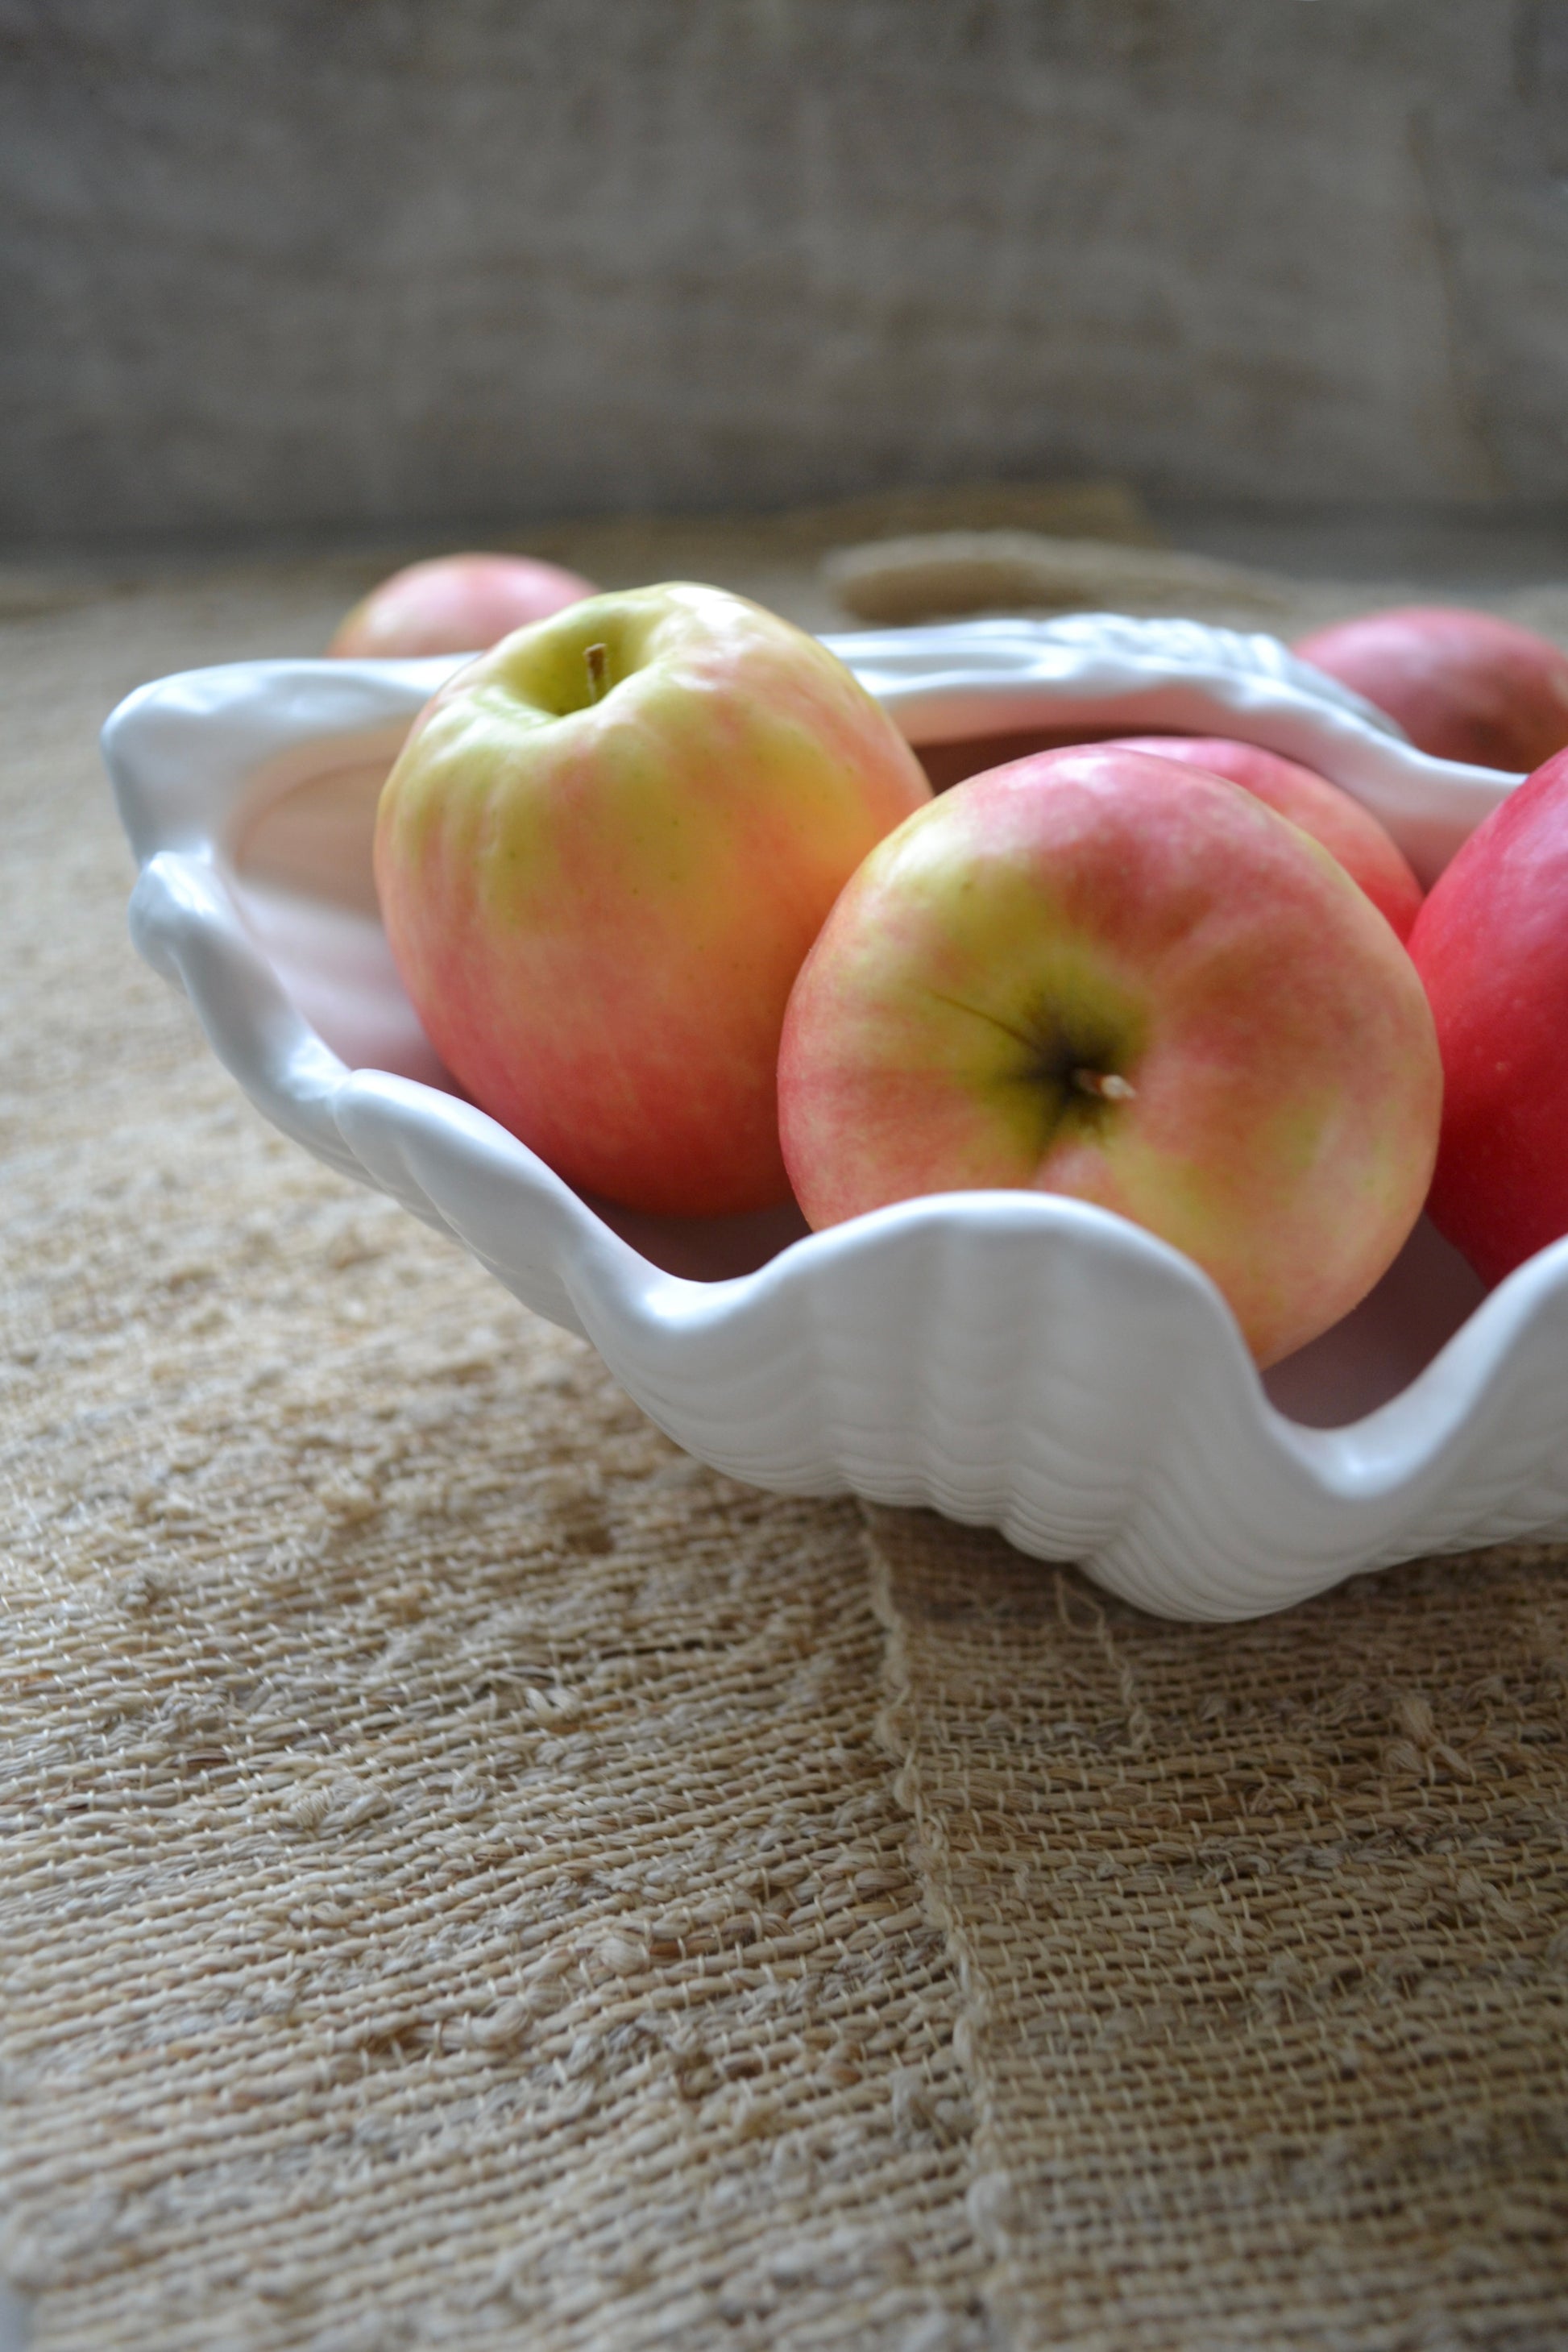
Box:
[1293, 606, 1568, 774]
[329, 553, 595, 658]
[374, 583, 931, 1216]
[1408, 745, 1568, 1285]
[778, 748, 1442, 1366]
[1095, 735, 1423, 939]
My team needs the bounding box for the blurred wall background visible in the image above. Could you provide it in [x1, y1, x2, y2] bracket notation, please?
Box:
[4, 0, 1567, 547]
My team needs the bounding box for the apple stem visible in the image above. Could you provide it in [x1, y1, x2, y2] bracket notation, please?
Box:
[1072, 1068, 1136, 1102]
[584, 642, 610, 703]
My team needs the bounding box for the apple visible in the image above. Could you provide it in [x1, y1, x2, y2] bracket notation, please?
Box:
[1095, 735, 1423, 938]
[1293, 607, 1568, 773]
[778, 748, 1442, 1367]
[329, 553, 595, 658]
[1407, 745, 1568, 1285]
[375, 582, 931, 1217]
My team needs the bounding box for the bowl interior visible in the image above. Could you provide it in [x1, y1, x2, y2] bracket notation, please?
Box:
[229, 724, 1486, 1419]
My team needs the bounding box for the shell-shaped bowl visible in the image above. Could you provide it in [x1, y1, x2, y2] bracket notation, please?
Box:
[104, 614, 1568, 1621]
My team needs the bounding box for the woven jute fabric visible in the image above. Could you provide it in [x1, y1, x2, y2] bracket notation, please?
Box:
[2, 510, 1568, 2351]
[867, 1510, 1568, 2351]
[0, 570, 984, 2351]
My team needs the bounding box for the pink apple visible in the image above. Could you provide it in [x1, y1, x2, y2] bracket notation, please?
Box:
[375, 583, 931, 1217]
[329, 553, 595, 658]
[1293, 607, 1568, 774]
[778, 748, 1441, 1367]
[1095, 736, 1423, 939]
[1408, 745, 1568, 1285]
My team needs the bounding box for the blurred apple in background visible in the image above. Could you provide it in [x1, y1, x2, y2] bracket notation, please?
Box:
[375, 583, 931, 1217]
[1408, 745, 1568, 1286]
[779, 747, 1441, 1367]
[1094, 735, 1423, 938]
[1293, 606, 1568, 773]
[328, 552, 595, 657]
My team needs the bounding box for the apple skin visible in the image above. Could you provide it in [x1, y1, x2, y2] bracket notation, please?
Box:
[1293, 607, 1568, 774]
[1407, 746, 1568, 1285]
[329, 554, 595, 657]
[778, 748, 1442, 1367]
[1095, 735, 1423, 939]
[375, 583, 931, 1217]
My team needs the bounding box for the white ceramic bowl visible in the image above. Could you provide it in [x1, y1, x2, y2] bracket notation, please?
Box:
[105, 615, 1568, 1622]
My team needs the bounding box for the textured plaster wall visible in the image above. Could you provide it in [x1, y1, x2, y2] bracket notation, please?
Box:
[4, 0, 1568, 541]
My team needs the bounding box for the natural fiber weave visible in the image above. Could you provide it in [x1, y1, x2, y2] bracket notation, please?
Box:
[2, 1284, 979, 2351]
[0, 570, 984, 2352]
[823, 532, 1304, 628]
[868, 1509, 1568, 2350]
[3, 510, 1568, 2350]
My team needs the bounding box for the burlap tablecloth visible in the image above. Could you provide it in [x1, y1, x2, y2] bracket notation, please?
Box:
[2, 506, 1566, 2350]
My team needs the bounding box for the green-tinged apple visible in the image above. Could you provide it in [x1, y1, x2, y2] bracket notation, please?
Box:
[1094, 735, 1423, 938]
[330, 553, 595, 657]
[778, 748, 1442, 1367]
[375, 583, 931, 1216]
